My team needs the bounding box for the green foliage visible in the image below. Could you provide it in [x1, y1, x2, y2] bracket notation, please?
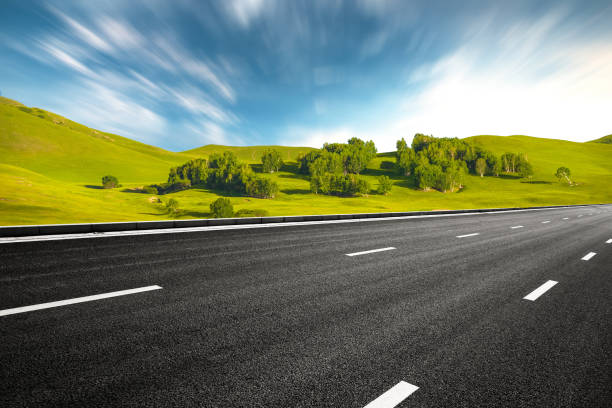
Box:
[102, 175, 119, 189]
[246, 177, 279, 198]
[475, 158, 486, 177]
[310, 173, 370, 196]
[165, 198, 179, 213]
[151, 180, 191, 195]
[396, 138, 416, 176]
[555, 166, 572, 184]
[143, 186, 158, 194]
[380, 161, 395, 170]
[300, 137, 378, 177]
[261, 149, 284, 173]
[377, 175, 392, 195]
[235, 208, 270, 217]
[517, 158, 534, 178]
[168, 158, 208, 184]
[210, 197, 233, 218]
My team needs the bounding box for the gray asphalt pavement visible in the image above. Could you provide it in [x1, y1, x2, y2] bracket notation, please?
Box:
[1, 205, 611, 407]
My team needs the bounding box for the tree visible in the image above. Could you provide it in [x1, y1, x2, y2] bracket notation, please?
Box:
[165, 198, 179, 214]
[377, 175, 392, 195]
[516, 154, 533, 178]
[261, 149, 284, 173]
[210, 198, 233, 218]
[475, 158, 486, 178]
[555, 167, 572, 185]
[246, 177, 279, 198]
[102, 175, 119, 189]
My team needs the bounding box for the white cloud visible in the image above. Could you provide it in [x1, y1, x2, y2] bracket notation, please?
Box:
[97, 17, 143, 50]
[39, 41, 95, 76]
[49, 8, 113, 53]
[225, 0, 267, 28]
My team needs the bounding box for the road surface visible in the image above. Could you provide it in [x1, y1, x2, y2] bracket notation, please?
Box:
[1, 205, 611, 407]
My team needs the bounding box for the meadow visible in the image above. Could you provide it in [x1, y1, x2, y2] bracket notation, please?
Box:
[1, 96, 611, 226]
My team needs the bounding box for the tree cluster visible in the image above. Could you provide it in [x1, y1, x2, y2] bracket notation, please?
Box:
[395, 134, 534, 192]
[297, 137, 375, 196]
[500, 153, 534, 178]
[156, 152, 279, 199]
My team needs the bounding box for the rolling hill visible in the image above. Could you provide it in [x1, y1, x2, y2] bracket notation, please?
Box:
[589, 134, 612, 144]
[1, 96, 611, 226]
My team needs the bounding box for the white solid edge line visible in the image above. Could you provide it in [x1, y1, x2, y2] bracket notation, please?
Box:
[606, 239, 612, 244]
[0, 206, 587, 244]
[523, 280, 558, 301]
[541, 221, 550, 223]
[346, 247, 396, 257]
[0, 285, 163, 317]
[456, 233, 479, 238]
[510, 225, 524, 229]
[581, 252, 597, 261]
[364, 381, 419, 408]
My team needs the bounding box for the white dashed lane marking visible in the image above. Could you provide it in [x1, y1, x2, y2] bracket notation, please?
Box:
[523, 280, 558, 301]
[456, 233, 480, 238]
[364, 381, 419, 408]
[582, 252, 597, 261]
[0, 285, 163, 317]
[346, 247, 396, 257]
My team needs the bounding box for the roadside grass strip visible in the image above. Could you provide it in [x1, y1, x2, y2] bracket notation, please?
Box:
[364, 381, 419, 408]
[523, 280, 558, 301]
[581, 252, 597, 261]
[0, 285, 163, 317]
[346, 247, 396, 257]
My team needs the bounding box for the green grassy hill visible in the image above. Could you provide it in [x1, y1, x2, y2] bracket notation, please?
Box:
[1, 97, 611, 225]
[589, 134, 612, 144]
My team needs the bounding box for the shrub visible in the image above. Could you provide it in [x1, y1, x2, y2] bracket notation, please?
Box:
[165, 198, 179, 213]
[210, 198, 233, 218]
[380, 161, 395, 170]
[143, 186, 158, 194]
[151, 180, 191, 195]
[310, 173, 370, 196]
[235, 208, 270, 217]
[102, 175, 119, 189]
[377, 175, 392, 195]
[246, 177, 279, 198]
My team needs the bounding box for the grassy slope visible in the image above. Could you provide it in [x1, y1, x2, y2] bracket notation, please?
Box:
[589, 134, 612, 144]
[1, 97, 611, 225]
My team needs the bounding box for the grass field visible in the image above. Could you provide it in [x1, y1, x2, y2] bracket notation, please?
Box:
[1, 96, 611, 226]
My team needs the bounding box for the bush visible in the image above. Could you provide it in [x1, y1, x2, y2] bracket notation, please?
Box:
[246, 177, 279, 198]
[380, 161, 395, 170]
[310, 173, 370, 196]
[143, 186, 158, 194]
[235, 208, 270, 217]
[210, 198, 233, 218]
[102, 175, 119, 189]
[377, 175, 392, 195]
[165, 198, 179, 213]
[151, 180, 191, 195]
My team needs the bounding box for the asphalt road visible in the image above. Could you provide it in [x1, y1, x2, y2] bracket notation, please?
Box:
[1, 205, 611, 407]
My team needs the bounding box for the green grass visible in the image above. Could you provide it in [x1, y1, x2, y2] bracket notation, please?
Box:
[1, 97, 611, 225]
[589, 134, 612, 144]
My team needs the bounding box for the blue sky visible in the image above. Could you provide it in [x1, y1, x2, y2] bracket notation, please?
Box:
[1, 0, 611, 152]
